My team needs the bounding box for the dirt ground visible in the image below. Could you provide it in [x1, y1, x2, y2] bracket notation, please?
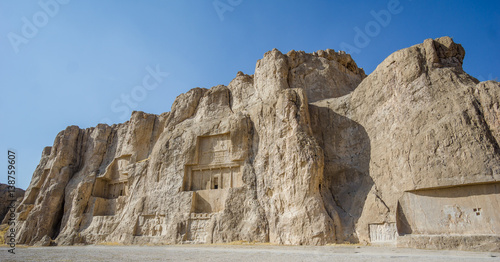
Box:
[0, 244, 499, 262]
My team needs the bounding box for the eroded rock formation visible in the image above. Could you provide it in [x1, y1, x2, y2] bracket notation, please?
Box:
[6, 37, 500, 251]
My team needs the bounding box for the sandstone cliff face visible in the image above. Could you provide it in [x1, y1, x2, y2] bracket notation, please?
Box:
[8, 37, 500, 250]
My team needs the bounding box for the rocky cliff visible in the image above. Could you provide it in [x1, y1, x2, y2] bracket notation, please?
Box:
[7, 37, 500, 251]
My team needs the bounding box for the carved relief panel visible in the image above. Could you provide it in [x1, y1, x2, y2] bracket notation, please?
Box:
[183, 133, 243, 192]
[198, 133, 231, 165]
[182, 133, 245, 215]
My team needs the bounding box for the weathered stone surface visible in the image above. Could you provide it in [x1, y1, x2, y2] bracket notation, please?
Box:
[5, 37, 500, 251]
[311, 36, 500, 249]
[397, 182, 500, 236]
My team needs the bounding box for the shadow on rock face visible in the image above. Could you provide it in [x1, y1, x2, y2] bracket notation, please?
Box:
[309, 104, 373, 243]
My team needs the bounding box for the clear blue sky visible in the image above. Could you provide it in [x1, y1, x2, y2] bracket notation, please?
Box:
[1, 0, 499, 190]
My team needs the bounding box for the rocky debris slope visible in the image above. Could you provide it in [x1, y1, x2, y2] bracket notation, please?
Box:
[6, 37, 500, 251]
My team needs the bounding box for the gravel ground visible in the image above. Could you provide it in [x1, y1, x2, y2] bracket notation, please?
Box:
[1, 245, 499, 262]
